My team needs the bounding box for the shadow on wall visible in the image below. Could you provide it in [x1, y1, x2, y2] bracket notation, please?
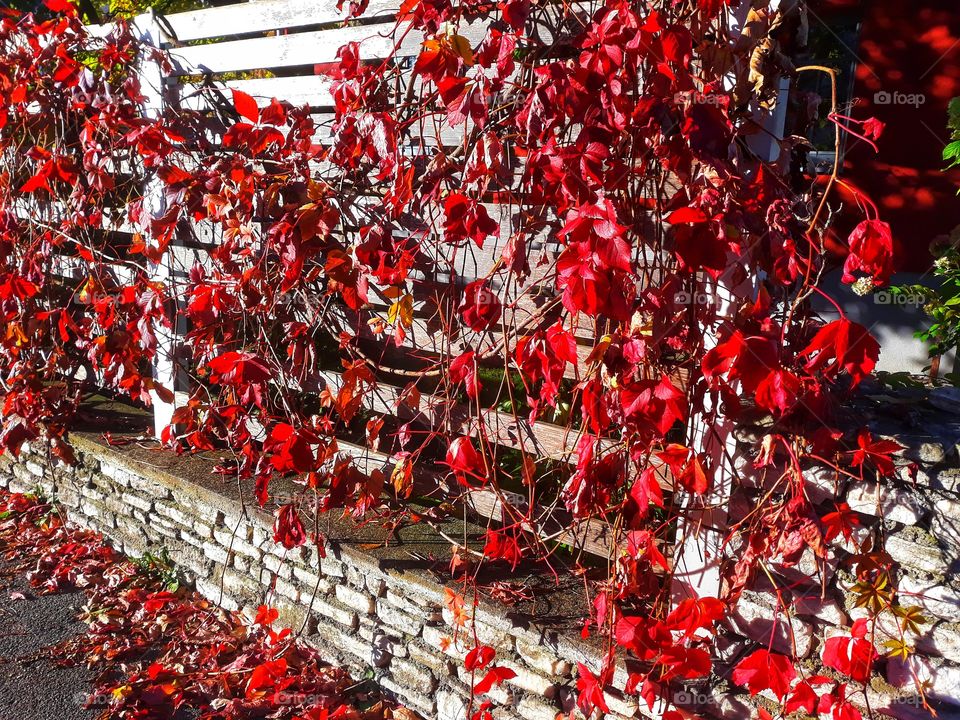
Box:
[811, 270, 958, 376]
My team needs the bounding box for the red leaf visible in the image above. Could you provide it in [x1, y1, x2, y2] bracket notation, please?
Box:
[821, 501, 860, 543]
[842, 219, 893, 288]
[464, 644, 495, 671]
[246, 658, 288, 697]
[800, 318, 879, 388]
[232, 88, 260, 124]
[732, 649, 796, 698]
[474, 665, 515, 694]
[445, 436, 483, 485]
[255, 604, 279, 626]
[785, 680, 819, 715]
[822, 619, 876, 683]
[208, 351, 272, 385]
[666, 206, 709, 224]
[849, 428, 903, 477]
[459, 280, 502, 331]
[273, 504, 306, 549]
[666, 596, 726, 638]
[575, 663, 610, 715]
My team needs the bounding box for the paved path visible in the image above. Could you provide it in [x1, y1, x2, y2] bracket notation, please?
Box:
[0, 559, 100, 720]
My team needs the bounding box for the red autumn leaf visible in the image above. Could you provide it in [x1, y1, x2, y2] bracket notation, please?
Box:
[626, 529, 669, 570]
[862, 117, 885, 140]
[444, 193, 498, 248]
[628, 466, 664, 518]
[841, 219, 894, 288]
[666, 596, 726, 638]
[575, 663, 610, 715]
[273, 504, 306, 549]
[822, 619, 876, 683]
[732, 649, 796, 698]
[459, 280, 502, 331]
[821, 501, 860, 544]
[615, 615, 670, 660]
[473, 665, 516, 694]
[246, 658, 288, 697]
[849, 428, 903, 477]
[438, 76, 487, 127]
[676, 453, 710, 495]
[464, 644, 495, 671]
[666, 206, 709, 224]
[785, 680, 819, 715]
[800, 318, 879, 387]
[266, 423, 315, 474]
[232, 88, 260, 124]
[449, 351, 481, 399]
[445, 436, 483, 484]
[483, 529, 522, 567]
[754, 368, 802, 415]
[208, 351, 273, 385]
[255, 604, 279, 626]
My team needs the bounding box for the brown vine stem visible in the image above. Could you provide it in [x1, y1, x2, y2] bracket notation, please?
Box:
[794, 64, 840, 236]
[781, 64, 839, 336]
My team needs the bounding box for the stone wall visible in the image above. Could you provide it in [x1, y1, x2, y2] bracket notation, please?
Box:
[0, 434, 632, 720]
[1, 386, 959, 720]
[727, 383, 960, 718]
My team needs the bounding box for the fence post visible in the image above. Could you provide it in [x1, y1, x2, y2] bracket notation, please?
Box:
[671, 280, 744, 603]
[135, 12, 188, 440]
[671, 1, 790, 603]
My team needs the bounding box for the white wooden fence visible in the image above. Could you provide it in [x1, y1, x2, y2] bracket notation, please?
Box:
[80, 0, 790, 595]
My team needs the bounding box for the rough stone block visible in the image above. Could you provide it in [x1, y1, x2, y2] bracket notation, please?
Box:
[500, 661, 557, 697]
[515, 636, 573, 677]
[390, 657, 437, 692]
[311, 595, 358, 629]
[846, 481, 923, 525]
[336, 584, 375, 614]
[791, 590, 848, 627]
[423, 624, 464, 660]
[202, 542, 230, 566]
[262, 552, 293, 579]
[377, 600, 423, 636]
[886, 531, 948, 576]
[380, 676, 435, 717]
[436, 689, 469, 720]
[120, 491, 153, 513]
[320, 556, 346, 579]
[898, 575, 960, 620]
[309, 617, 371, 666]
[517, 696, 563, 720]
[730, 593, 813, 658]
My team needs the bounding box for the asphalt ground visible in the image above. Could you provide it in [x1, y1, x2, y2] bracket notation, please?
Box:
[0, 556, 101, 720]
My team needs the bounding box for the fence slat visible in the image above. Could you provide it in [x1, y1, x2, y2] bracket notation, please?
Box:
[158, 0, 400, 43]
[166, 22, 418, 76]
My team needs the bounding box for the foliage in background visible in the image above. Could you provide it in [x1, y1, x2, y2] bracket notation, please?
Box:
[0, 1, 934, 718]
[891, 97, 960, 362]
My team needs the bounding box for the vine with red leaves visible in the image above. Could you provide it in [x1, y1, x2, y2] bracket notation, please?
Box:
[0, 0, 929, 717]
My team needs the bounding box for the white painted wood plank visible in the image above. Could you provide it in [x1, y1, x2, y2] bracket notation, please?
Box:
[166, 22, 417, 76]
[157, 0, 399, 43]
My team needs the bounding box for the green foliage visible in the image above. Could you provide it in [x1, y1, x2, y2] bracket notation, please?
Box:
[131, 547, 180, 591]
[107, 0, 202, 18]
[944, 97, 960, 173]
[890, 98, 960, 359]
